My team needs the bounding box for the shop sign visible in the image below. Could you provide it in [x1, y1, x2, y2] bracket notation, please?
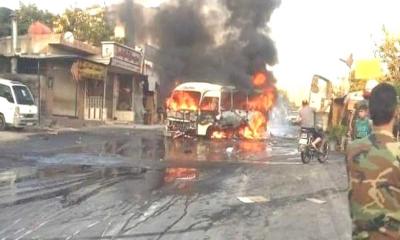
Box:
[71, 60, 106, 81]
[102, 42, 143, 73]
[110, 58, 141, 73]
[114, 45, 142, 66]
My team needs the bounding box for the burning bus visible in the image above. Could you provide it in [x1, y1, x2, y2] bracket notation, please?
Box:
[165, 82, 249, 138]
[165, 72, 277, 140]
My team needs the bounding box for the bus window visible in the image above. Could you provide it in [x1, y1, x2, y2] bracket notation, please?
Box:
[221, 92, 232, 111]
[200, 97, 219, 112]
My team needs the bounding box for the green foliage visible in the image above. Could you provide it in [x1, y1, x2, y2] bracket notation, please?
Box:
[0, 7, 13, 37]
[53, 8, 114, 46]
[1, 4, 115, 46]
[328, 125, 347, 142]
[15, 3, 54, 35]
[377, 28, 400, 88]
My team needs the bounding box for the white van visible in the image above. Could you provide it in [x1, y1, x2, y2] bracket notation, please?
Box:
[166, 82, 248, 137]
[0, 79, 38, 130]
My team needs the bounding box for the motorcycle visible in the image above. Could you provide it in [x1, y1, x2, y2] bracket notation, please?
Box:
[298, 128, 328, 164]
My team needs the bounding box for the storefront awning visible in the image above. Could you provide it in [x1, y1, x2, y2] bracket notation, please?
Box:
[71, 60, 107, 81]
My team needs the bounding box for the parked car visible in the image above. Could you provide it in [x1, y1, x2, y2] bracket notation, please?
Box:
[0, 78, 38, 130]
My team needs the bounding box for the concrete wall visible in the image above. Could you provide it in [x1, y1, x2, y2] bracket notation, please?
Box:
[0, 34, 61, 56]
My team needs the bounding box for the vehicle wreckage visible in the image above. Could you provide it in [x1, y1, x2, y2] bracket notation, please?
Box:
[165, 81, 274, 139]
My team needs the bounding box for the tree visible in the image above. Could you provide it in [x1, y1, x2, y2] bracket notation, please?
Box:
[0, 7, 13, 37]
[377, 28, 400, 94]
[16, 3, 54, 35]
[53, 8, 114, 46]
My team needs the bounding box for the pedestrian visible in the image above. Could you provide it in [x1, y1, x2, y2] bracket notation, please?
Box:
[352, 104, 372, 140]
[347, 83, 400, 239]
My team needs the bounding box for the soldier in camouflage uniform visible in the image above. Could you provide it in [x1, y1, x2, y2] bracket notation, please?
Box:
[347, 83, 400, 239]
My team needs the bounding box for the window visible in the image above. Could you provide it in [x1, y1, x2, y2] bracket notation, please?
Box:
[221, 91, 232, 111]
[167, 91, 201, 111]
[12, 86, 34, 105]
[200, 97, 219, 112]
[0, 84, 14, 103]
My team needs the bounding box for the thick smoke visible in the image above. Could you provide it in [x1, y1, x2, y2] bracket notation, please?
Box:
[119, 0, 136, 45]
[119, 0, 149, 46]
[152, 0, 281, 98]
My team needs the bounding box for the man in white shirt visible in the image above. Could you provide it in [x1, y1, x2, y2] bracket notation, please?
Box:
[298, 100, 322, 150]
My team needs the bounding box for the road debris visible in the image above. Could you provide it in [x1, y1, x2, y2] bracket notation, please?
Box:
[306, 198, 327, 204]
[237, 196, 269, 203]
[226, 147, 235, 157]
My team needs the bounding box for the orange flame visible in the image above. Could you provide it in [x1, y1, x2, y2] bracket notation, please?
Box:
[240, 72, 276, 140]
[247, 87, 276, 112]
[252, 72, 267, 86]
[211, 131, 228, 139]
[239, 111, 267, 139]
[166, 91, 198, 111]
[200, 98, 218, 112]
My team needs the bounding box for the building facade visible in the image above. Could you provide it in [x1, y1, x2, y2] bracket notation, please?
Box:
[92, 41, 145, 123]
[0, 30, 147, 124]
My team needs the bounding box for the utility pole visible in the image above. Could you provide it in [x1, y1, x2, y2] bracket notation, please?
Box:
[10, 13, 18, 74]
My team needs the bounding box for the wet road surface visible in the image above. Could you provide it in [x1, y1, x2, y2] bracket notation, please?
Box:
[0, 126, 351, 239]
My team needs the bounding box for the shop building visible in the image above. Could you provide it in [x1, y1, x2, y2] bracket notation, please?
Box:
[93, 41, 145, 123]
[0, 30, 108, 122]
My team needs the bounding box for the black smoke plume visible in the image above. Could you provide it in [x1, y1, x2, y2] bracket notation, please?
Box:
[152, 0, 281, 98]
[119, 0, 149, 46]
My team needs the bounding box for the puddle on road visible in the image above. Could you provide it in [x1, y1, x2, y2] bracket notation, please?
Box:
[0, 134, 299, 207]
[0, 128, 305, 214]
[164, 137, 297, 164]
[32, 134, 298, 167]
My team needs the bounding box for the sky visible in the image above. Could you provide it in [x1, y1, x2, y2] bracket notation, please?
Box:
[270, 0, 400, 103]
[1, 0, 400, 103]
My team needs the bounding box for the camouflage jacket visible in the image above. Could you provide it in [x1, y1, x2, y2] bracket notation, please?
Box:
[347, 130, 400, 239]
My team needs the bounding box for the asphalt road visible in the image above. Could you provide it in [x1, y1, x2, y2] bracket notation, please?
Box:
[0, 126, 351, 240]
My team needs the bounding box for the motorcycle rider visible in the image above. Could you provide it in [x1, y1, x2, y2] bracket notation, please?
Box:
[297, 100, 322, 150]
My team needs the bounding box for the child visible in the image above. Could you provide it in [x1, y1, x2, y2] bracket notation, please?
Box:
[353, 104, 372, 139]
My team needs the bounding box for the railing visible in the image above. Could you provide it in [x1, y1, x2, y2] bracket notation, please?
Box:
[87, 96, 103, 120]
